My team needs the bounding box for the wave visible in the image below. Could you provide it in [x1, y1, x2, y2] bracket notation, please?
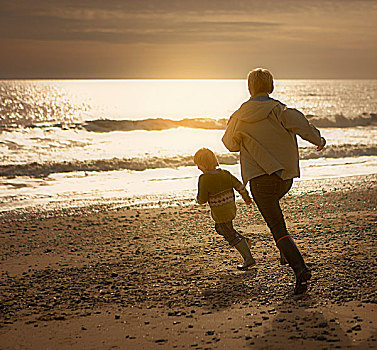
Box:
[82, 114, 377, 132]
[306, 113, 377, 128]
[1, 144, 376, 177]
[2, 113, 375, 133]
[82, 118, 228, 132]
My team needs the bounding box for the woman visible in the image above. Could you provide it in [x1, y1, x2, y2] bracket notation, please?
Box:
[222, 68, 326, 295]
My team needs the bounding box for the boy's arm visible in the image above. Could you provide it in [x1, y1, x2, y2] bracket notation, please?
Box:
[229, 173, 252, 204]
[280, 108, 325, 148]
[196, 175, 209, 204]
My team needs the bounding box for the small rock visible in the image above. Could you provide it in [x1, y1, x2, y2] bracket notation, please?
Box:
[155, 339, 167, 343]
[316, 335, 327, 341]
[54, 316, 65, 321]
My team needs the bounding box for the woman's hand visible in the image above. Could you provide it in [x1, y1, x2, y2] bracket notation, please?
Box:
[317, 137, 326, 151]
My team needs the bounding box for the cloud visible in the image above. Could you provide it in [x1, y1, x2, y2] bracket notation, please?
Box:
[1, 0, 375, 46]
[1, 0, 376, 78]
[0, 1, 281, 45]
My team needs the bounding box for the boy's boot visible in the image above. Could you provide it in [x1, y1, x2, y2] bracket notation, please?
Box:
[279, 249, 288, 265]
[234, 238, 256, 270]
[277, 236, 311, 295]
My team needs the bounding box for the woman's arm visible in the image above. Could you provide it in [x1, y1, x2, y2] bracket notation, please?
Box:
[280, 108, 324, 147]
[222, 115, 241, 152]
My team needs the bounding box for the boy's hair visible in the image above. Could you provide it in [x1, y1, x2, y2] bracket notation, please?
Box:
[248, 68, 274, 96]
[194, 148, 219, 170]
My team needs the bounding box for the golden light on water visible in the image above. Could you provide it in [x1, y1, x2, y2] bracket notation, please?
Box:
[56, 79, 250, 120]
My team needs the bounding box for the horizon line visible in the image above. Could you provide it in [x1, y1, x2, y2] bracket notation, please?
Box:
[1, 77, 376, 81]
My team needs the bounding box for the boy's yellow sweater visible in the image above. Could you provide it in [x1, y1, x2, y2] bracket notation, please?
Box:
[197, 169, 250, 223]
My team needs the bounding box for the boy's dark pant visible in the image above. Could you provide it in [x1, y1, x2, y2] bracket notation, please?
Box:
[215, 221, 244, 247]
[249, 174, 293, 243]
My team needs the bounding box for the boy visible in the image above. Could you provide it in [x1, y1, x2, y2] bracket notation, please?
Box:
[194, 147, 256, 270]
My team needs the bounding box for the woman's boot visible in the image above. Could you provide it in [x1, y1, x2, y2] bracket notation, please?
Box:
[277, 236, 311, 294]
[234, 238, 256, 270]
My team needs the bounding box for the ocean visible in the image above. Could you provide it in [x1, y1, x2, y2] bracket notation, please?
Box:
[1, 79, 376, 213]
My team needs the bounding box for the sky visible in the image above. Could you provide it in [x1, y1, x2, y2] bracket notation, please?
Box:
[1, 0, 376, 79]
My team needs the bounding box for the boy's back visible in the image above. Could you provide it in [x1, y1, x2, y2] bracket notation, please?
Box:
[194, 147, 255, 270]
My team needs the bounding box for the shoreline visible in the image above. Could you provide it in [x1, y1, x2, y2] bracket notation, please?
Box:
[1, 174, 376, 349]
[1, 172, 376, 221]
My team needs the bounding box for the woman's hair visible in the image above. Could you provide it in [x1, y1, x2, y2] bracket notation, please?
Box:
[194, 148, 219, 170]
[247, 68, 274, 96]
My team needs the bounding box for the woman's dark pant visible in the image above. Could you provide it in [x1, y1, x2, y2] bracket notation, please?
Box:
[250, 174, 308, 276]
[249, 174, 293, 244]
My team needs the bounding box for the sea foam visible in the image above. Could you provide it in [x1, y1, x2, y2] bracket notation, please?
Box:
[1, 144, 376, 177]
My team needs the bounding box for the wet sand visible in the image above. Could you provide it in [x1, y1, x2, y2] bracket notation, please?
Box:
[1, 175, 377, 349]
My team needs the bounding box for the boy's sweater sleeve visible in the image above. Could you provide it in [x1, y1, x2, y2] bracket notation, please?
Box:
[280, 108, 323, 146]
[196, 175, 208, 204]
[229, 172, 251, 203]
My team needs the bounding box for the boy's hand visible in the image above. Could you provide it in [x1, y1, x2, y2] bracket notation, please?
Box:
[317, 137, 326, 151]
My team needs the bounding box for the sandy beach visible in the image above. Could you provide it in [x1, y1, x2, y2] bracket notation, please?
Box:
[1, 174, 376, 349]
